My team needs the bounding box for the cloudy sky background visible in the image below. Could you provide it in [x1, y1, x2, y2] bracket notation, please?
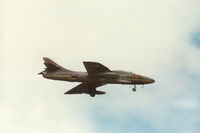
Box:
[1, 0, 200, 133]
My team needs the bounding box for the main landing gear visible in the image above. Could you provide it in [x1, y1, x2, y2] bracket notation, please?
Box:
[89, 88, 96, 97]
[132, 85, 136, 92]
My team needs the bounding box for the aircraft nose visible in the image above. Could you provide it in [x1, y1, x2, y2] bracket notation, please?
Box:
[142, 76, 155, 84]
[149, 78, 155, 83]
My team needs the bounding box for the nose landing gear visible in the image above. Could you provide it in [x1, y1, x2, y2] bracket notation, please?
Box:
[132, 85, 136, 92]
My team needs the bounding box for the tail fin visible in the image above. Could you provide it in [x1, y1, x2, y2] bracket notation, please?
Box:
[43, 57, 71, 71]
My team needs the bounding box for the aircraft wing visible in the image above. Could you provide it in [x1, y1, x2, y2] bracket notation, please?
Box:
[64, 82, 105, 95]
[83, 62, 112, 76]
[64, 83, 86, 94]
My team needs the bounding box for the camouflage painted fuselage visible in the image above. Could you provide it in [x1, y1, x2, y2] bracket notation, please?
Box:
[39, 58, 155, 97]
[41, 70, 154, 85]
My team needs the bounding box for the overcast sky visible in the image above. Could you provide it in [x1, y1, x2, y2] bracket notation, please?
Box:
[1, 0, 200, 133]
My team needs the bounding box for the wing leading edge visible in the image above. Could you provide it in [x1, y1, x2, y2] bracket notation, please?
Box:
[83, 62, 112, 76]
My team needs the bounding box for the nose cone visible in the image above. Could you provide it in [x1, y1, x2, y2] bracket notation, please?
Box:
[142, 76, 155, 84]
[149, 78, 155, 83]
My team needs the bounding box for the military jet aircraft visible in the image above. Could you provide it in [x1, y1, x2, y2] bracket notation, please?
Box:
[39, 57, 155, 97]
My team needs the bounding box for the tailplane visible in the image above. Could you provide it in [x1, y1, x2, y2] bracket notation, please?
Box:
[42, 57, 71, 71]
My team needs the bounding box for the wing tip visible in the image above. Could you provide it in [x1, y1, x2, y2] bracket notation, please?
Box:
[64, 91, 70, 94]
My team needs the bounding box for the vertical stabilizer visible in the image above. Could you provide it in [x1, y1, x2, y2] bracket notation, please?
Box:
[43, 57, 71, 71]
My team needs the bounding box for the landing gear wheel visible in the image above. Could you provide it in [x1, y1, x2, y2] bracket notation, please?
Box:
[132, 87, 136, 92]
[132, 85, 136, 92]
[89, 88, 96, 97]
[90, 93, 95, 97]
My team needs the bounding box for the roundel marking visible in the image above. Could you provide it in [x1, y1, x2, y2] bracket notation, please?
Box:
[134, 74, 139, 79]
[71, 72, 77, 78]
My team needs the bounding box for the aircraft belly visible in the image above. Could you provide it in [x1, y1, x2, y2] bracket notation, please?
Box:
[102, 79, 132, 84]
[44, 74, 88, 82]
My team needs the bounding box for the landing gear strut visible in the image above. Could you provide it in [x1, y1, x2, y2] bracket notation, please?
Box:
[89, 88, 96, 97]
[132, 85, 136, 92]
